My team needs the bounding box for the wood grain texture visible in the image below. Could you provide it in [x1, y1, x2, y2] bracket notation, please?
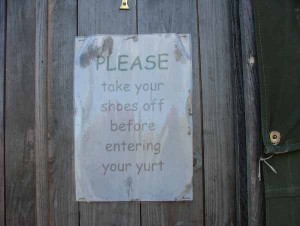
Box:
[78, 1, 140, 225]
[1, 1, 263, 224]
[78, 0, 137, 35]
[5, 0, 36, 225]
[0, 0, 5, 225]
[239, 0, 264, 225]
[198, 0, 237, 225]
[138, 1, 204, 225]
[47, 0, 79, 225]
[230, 1, 248, 225]
[35, 0, 49, 225]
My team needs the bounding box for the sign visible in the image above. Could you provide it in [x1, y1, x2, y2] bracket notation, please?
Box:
[74, 34, 193, 201]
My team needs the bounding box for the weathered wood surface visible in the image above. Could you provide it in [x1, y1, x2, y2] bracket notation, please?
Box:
[47, 0, 79, 225]
[138, 1, 204, 225]
[231, 0, 248, 225]
[0, 0, 264, 225]
[78, 1, 140, 225]
[6, 1, 36, 225]
[198, 1, 237, 225]
[35, 0, 49, 225]
[0, 0, 5, 225]
[240, 0, 264, 225]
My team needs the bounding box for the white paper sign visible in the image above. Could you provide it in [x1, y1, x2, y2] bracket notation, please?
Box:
[74, 34, 193, 201]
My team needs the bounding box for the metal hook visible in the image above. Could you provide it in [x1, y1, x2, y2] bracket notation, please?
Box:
[120, 0, 129, 10]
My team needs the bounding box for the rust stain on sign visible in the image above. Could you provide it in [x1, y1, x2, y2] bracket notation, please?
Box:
[176, 181, 192, 200]
[79, 36, 114, 67]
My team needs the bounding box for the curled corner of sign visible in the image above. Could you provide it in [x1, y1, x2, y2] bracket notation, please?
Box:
[77, 197, 86, 202]
[175, 181, 193, 201]
[174, 34, 191, 61]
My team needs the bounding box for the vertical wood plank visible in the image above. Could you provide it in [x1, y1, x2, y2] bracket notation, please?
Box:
[35, 0, 49, 225]
[6, 1, 36, 225]
[0, 0, 5, 225]
[239, 0, 264, 225]
[230, 1, 248, 225]
[47, 0, 79, 225]
[138, 1, 204, 225]
[78, 0, 137, 35]
[78, 1, 140, 225]
[198, 0, 237, 225]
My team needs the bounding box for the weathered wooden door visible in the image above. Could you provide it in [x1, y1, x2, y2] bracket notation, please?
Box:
[0, 0, 263, 225]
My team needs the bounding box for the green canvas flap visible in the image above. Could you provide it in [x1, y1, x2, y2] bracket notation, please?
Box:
[264, 151, 300, 226]
[254, 0, 300, 154]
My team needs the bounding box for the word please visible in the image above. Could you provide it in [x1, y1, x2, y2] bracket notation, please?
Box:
[96, 53, 168, 71]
